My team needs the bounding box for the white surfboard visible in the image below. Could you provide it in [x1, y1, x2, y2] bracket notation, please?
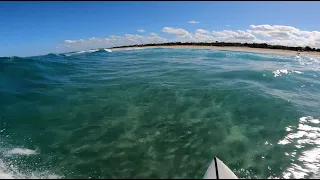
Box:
[203, 157, 238, 179]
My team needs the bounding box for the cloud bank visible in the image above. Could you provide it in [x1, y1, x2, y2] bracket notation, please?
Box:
[58, 24, 320, 51]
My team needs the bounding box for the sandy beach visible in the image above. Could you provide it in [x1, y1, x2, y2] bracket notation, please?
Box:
[111, 45, 320, 58]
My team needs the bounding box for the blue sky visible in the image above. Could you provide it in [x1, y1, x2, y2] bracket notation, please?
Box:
[1, 2, 320, 57]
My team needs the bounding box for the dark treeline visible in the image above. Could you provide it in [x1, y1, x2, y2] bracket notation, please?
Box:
[110, 42, 320, 52]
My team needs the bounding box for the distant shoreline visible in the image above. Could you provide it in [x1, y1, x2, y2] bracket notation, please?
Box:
[110, 45, 320, 57]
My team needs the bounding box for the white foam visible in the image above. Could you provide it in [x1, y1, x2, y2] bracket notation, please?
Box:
[0, 155, 60, 179]
[1, 142, 60, 179]
[0, 160, 15, 179]
[104, 49, 112, 52]
[75, 50, 86, 54]
[76, 49, 99, 54]
[86, 49, 99, 53]
[113, 47, 145, 51]
[272, 69, 304, 77]
[292, 70, 303, 74]
[294, 56, 320, 66]
[0, 159, 60, 179]
[7, 148, 37, 156]
[65, 49, 100, 56]
[273, 69, 289, 77]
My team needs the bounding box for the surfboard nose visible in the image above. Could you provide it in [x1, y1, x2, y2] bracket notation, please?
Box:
[203, 157, 238, 179]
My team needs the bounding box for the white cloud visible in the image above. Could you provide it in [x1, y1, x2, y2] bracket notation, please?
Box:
[58, 33, 167, 50]
[188, 20, 199, 24]
[212, 30, 256, 42]
[162, 27, 196, 42]
[192, 29, 215, 42]
[226, 25, 231, 27]
[195, 29, 210, 35]
[58, 24, 320, 51]
[138, 29, 146, 33]
[162, 27, 190, 36]
[250, 25, 298, 32]
[150, 32, 158, 36]
[64, 40, 77, 44]
[248, 24, 320, 47]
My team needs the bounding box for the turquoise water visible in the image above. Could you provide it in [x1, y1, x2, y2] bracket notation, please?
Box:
[1, 48, 320, 178]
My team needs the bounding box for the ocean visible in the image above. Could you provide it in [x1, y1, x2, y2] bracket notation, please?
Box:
[1, 48, 320, 179]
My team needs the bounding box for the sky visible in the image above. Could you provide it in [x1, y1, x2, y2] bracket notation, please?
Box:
[1, 2, 320, 57]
